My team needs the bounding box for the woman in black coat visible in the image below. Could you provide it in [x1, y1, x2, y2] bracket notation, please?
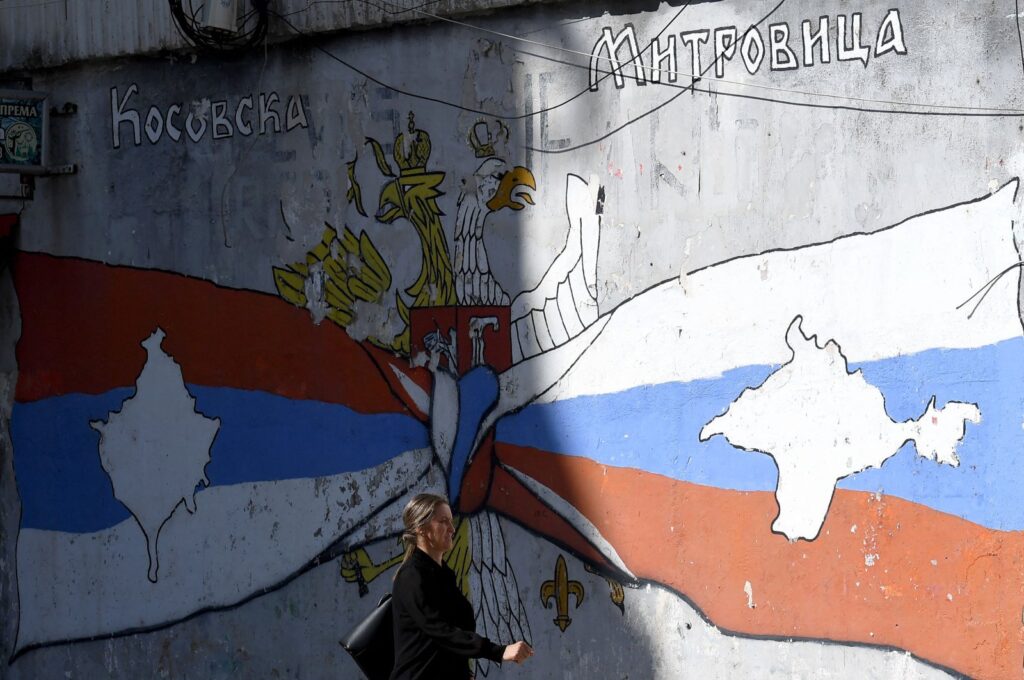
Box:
[390, 493, 532, 680]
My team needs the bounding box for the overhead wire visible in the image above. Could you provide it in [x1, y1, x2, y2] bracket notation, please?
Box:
[278, 0, 356, 19]
[530, 0, 790, 153]
[268, 0, 1024, 155]
[314, 0, 788, 153]
[269, 0, 692, 122]
[5, 0, 1024, 117]
[514, 46, 1024, 119]
[271, 0, 1024, 143]
[273, 10, 554, 119]
[275, 0, 441, 19]
[359, 0, 1024, 114]
[0, 0, 68, 11]
[169, 0, 269, 52]
[519, 15, 591, 37]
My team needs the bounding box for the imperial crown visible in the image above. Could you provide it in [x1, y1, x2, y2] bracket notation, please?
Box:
[469, 119, 509, 158]
[393, 112, 432, 173]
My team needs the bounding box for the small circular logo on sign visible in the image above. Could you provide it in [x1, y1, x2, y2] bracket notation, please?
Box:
[4, 122, 38, 163]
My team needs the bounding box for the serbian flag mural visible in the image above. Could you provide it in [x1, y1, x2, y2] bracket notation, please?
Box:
[9, 254, 437, 653]
[8, 179, 1024, 678]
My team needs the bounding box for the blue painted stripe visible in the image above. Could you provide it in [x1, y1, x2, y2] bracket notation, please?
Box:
[496, 338, 1024, 532]
[449, 366, 499, 505]
[11, 386, 429, 533]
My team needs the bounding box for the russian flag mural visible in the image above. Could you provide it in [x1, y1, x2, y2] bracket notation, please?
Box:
[490, 180, 1024, 679]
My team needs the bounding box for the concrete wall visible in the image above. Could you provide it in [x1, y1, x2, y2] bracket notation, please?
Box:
[2, 1, 1024, 678]
[0, 0, 568, 72]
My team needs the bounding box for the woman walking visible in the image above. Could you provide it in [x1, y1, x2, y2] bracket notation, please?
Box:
[390, 494, 533, 679]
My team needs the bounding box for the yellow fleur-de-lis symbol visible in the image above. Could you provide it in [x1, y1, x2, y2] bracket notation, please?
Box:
[540, 554, 584, 632]
[608, 579, 625, 614]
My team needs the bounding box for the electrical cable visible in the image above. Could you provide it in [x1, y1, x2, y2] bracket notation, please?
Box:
[271, 0, 1024, 156]
[359, 0, 1024, 114]
[169, 0, 270, 52]
[0, 0, 68, 11]
[278, 0, 354, 18]
[528, 0, 789, 153]
[520, 15, 591, 38]
[516, 45, 1024, 118]
[7, 0, 1024, 117]
[341, 0, 784, 153]
[273, 9, 540, 119]
[273, 0, 1024, 139]
[270, 0, 690, 121]
[276, 0, 441, 18]
[516, 42, 1024, 119]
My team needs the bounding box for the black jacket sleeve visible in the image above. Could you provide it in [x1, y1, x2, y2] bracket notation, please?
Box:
[393, 566, 506, 662]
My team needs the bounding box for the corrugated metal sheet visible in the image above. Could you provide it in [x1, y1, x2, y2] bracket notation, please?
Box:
[0, 0, 558, 73]
[0, 0, 184, 72]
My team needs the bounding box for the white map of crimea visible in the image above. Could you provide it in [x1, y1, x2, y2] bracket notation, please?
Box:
[700, 316, 981, 541]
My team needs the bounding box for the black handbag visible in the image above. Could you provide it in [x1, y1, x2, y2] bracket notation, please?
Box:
[339, 593, 394, 680]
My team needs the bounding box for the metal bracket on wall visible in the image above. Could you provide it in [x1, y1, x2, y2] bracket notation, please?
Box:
[49, 102, 78, 117]
[0, 164, 78, 201]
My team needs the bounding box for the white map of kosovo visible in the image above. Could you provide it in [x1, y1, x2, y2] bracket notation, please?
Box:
[700, 316, 980, 541]
[91, 328, 220, 582]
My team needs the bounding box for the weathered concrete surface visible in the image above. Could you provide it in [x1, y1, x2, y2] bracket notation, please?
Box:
[3, 522, 953, 679]
[0, 0, 582, 74]
[0, 238, 21, 680]
[2, 0, 1023, 677]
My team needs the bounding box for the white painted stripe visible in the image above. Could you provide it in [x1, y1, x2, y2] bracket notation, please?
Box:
[15, 448, 436, 650]
[539, 183, 1023, 402]
[544, 295, 571, 346]
[389, 363, 429, 416]
[515, 316, 542, 360]
[569, 264, 599, 326]
[502, 464, 636, 581]
[511, 323, 525, 364]
[531, 308, 555, 351]
[557, 276, 586, 337]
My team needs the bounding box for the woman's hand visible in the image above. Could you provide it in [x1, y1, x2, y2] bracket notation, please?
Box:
[502, 641, 534, 664]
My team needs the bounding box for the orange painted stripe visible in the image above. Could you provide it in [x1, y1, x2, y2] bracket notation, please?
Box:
[13, 252, 405, 414]
[487, 464, 620, 576]
[497, 443, 1024, 680]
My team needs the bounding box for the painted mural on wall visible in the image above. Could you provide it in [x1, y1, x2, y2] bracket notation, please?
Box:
[4, 0, 1024, 678]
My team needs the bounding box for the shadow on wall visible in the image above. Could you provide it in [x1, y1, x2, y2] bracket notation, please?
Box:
[0, 212, 22, 680]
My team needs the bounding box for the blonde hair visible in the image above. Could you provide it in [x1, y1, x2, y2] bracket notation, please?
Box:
[396, 493, 449, 576]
